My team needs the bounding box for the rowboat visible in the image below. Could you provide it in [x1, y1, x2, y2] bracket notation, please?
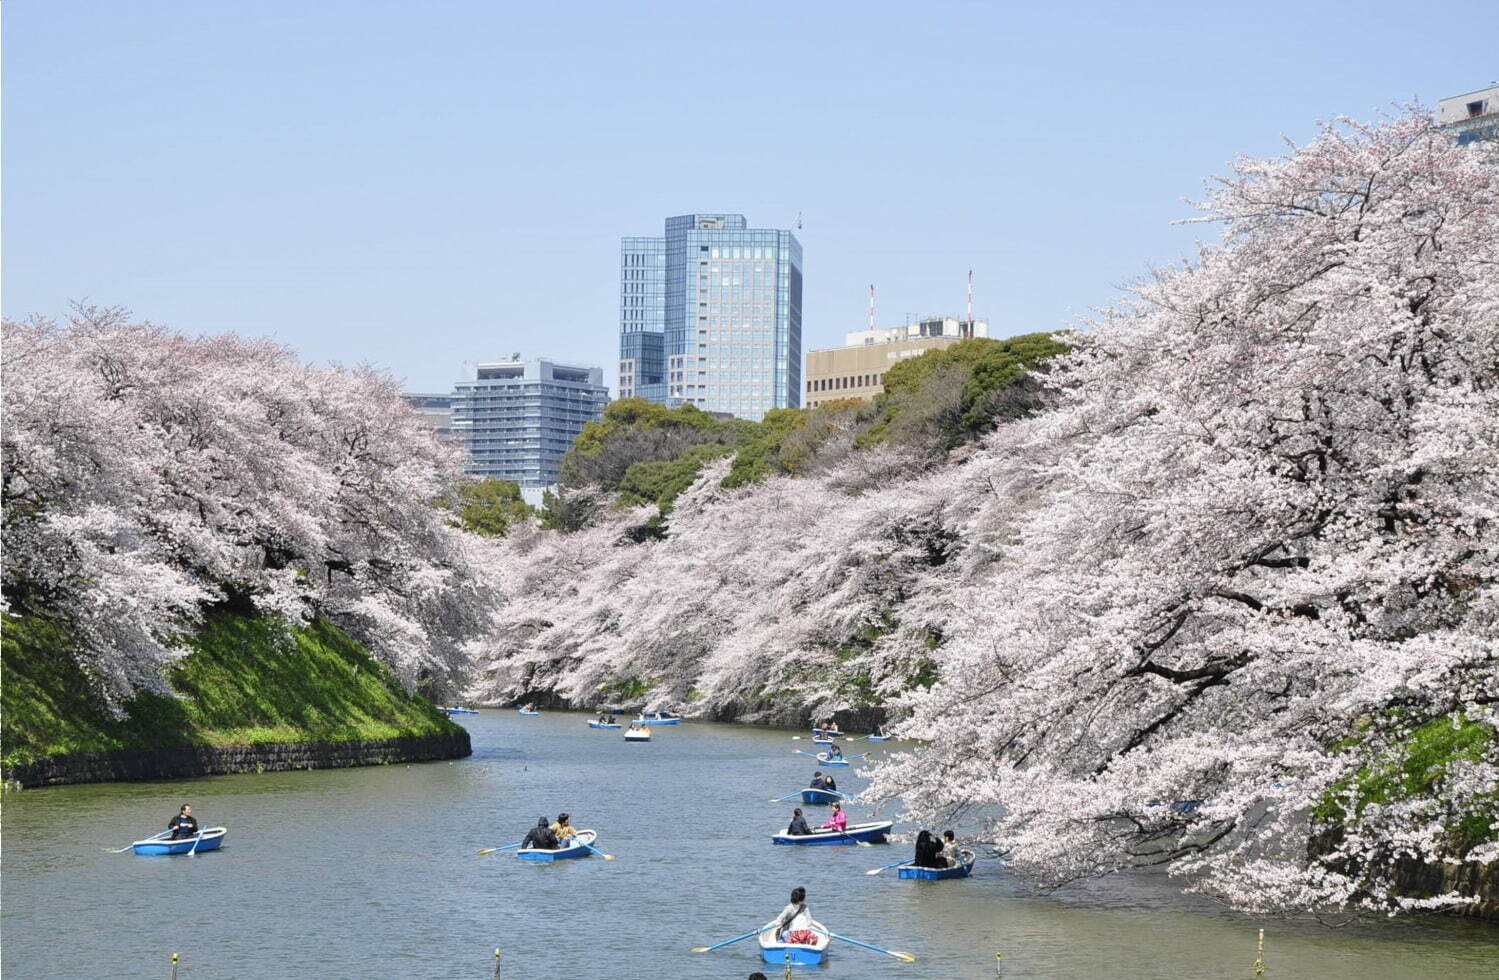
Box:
[815, 752, 859, 767]
[811, 728, 844, 739]
[516, 829, 598, 861]
[898, 849, 975, 880]
[866, 734, 889, 742]
[801, 788, 842, 805]
[443, 706, 478, 715]
[634, 712, 681, 725]
[772, 820, 893, 846]
[811, 736, 835, 745]
[518, 709, 539, 716]
[623, 727, 652, 742]
[758, 920, 831, 965]
[131, 827, 228, 855]
[587, 721, 622, 729]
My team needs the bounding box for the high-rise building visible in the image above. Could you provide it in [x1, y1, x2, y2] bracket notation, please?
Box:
[619, 213, 802, 420]
[805, 316, 989, 409]
[449, 357, 608, 488]
[1439, 85, 1499, 147]
[400, 393, 457, 443]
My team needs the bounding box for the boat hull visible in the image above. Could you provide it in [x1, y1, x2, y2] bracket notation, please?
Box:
[811, 728, 844, 739]
[634, 716, 680, 725]
[758, 921, 830, 965]
[132, 828, 227, 855]
[518, 710, 539, 716]
[866, 735, 889, 742]
[587, 721, 622, 729]
[801, 788, 841, 805]
[816, 756, 851, 767]
[443, 707, 479, 715]
[898, 852, 974, 880]
[772, 820, 893, 846]
[516, 830, 597, 861]
[624, 731, 651, 741]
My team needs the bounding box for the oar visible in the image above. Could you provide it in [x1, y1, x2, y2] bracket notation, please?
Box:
[823, 930, 917, 962]
[864, 860, 906, 876]
[476, 842, 524, 856]
[187, 830, 204, 856]
[578, 839, 616, 861]
[768, 791, 803, 803]
[690, 925, 767, 954]
[826, 826, 872, 847]
[104, 830, 168, 853]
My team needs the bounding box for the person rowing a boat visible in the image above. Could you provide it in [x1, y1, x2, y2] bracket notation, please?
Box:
[550, 812, 579, 843]
[809, 770, 838, 793]
[772, 886, 816, 945]
[167, 804, 199, 840]
[786, 807, 812, 836]
[913, 829, 944, 868]
[819, 801, 848, 834]
[522, 817, 558, 851]
[826, 743, 843, 761]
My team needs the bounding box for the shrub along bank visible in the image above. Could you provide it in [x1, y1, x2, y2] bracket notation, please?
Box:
[1, 610, 467, 785]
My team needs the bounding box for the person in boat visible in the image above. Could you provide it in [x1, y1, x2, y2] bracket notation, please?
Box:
[809, 770, 837, 793]
[913, 829, 945, 868]
[826, 743, 843, 761]
[550, 812, 579, 842]
[607, 713, 616, 724]
[786, 807, 812, 837]
[773, 886, 816, 945]
[521, 817, 558, 851]
[167, 803, 200, 840]
[940, 829, 961, 867]
[819, 801, 848, 834]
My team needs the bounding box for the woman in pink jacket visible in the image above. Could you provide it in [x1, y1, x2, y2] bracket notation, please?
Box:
[819, 801, 848, 833]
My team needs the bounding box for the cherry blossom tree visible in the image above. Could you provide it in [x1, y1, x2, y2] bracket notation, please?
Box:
[3, 307, 494, 704]
[866, 109, 1499, 914]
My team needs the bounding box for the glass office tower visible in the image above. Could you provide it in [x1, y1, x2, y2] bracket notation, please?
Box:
[619, 213, 802, 419]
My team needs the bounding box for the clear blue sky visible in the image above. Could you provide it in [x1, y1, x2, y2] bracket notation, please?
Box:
[5, 1, 1494, 393]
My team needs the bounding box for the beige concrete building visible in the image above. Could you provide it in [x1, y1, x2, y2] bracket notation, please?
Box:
[805, 316, 987, 409]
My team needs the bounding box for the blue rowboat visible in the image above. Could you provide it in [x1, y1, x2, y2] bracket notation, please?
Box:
[801, 788, 842, 805]
[517, 709, 539, 716]
[443, 707, 478, 715]
[587, 721, 622, 729]
[516, 829, 597, 861]
[811, 736, 835, 745]
[816, 752, 859, 767]
[772, 820, 893, 846]
[811, 728, 844, 739]
[866, 734, 889, 742]
[758, 920, 830, 965]
[131, 827, 227, 855]
[634, 713, 681, 725]
[897, 850, 975, 880]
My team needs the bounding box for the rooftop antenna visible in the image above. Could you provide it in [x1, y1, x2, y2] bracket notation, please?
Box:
[869, 284, 876, 333]
[796, 210, 803, 230]
[966, 270, 974, 338]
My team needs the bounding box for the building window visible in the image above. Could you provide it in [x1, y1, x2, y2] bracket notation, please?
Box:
[1469, 100, 1487, 118]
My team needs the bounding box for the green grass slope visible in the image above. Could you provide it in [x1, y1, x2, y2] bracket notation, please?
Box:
[2, 611, 460, 768]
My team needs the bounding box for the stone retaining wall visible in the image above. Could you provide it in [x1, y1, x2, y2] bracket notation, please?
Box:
[2, 731, 471, 789]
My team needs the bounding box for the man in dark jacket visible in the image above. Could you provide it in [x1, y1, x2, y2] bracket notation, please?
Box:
[786, 808, 812, 836]
[167, 804, 199, 840]
[521, 817, 558, 850]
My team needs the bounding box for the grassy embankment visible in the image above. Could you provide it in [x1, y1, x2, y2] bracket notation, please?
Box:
[1, 611, 460, 769]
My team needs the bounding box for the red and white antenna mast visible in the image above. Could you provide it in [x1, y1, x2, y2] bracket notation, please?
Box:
[869, 284, 876, 333]
[966, 269, 974, 338]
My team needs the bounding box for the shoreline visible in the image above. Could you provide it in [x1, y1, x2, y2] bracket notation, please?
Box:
[2, 730, 471, 789]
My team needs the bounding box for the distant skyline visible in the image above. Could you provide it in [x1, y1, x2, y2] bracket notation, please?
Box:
[5, 1, 1495, 395]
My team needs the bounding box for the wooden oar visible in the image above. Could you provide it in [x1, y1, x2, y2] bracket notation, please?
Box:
[690, 924, 766, 953]
[823, 929, 917, 962]
[864, 860, 906, 876]
[476, 842, 523, 856]
[577, 839, 616, 861]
